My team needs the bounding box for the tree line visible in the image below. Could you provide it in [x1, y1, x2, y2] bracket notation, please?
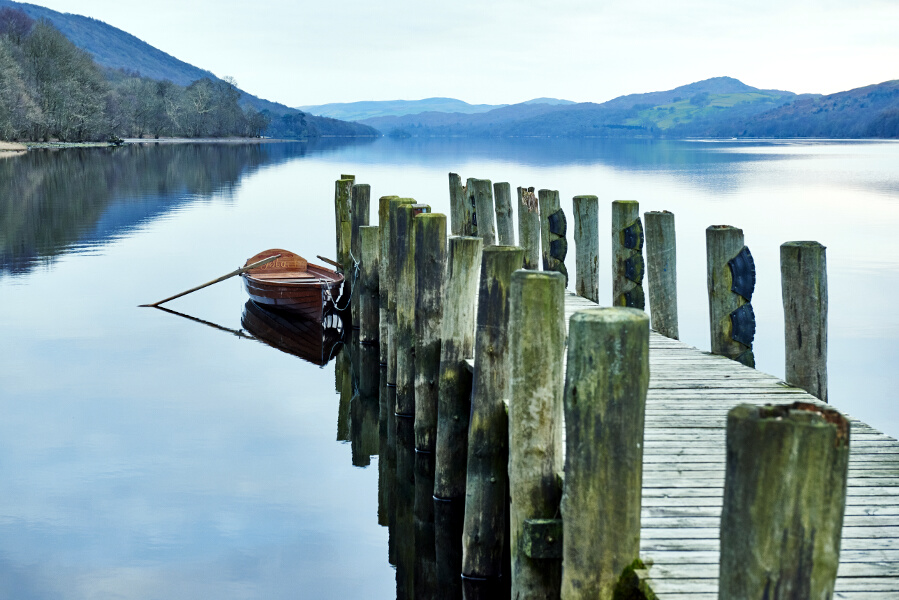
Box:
[0, 8, 271, 142]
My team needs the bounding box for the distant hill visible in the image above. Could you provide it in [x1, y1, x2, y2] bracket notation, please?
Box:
[299, 97, 574, 121]
[359, 77, 802, 137]
[0, 0, 377, 137]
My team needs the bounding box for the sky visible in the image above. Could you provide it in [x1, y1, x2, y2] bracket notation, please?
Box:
[23, 0, 899, 107]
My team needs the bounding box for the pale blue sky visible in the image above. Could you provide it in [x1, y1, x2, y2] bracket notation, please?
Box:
[26, 0, 899, 106]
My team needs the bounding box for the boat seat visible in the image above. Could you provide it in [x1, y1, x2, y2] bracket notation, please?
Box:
[249, 271, 317, 280]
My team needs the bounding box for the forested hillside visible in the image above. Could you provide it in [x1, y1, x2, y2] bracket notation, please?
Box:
[0, 5, 378, 141]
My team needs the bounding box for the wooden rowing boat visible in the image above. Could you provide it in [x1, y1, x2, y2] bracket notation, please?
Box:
[241, 249, 344, 320]
[241, 300, 345, 366]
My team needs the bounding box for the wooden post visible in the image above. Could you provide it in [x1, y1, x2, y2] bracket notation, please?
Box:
[450, 173, 472, 236]
[469, 178, 496, 247]
[645, 210, 678, 339]
[612, 200, 644, 309]
[334, 177, 354, 273]
[518, 186, 540, 270]
[387, 198, 415, 386]
[434, 236, 484, 500]
[379, 196, 399, 365]
[719, 402, 849, 599]
[707, 225, 756, 367]
[414, 213, 447, 452]
[509, 270, 565, 598]
[781, 241, 828, 401]
[359, 225, 380, 345]
[561, 307, 649, 599]
[395, 203, 418, 416]
[351, 183, 371, 327]
[462, 246, 524, 581]
[538, 189, 567, 283]
[573, 195, 599, 302]
[494, 182, 515, 245]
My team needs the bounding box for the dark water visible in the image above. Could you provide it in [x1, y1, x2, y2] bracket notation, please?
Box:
[0, 137, 897, 598]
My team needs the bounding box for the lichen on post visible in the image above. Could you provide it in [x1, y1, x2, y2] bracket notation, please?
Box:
[395, 203, 421, 416]
[462, 245, 524, 582]
[612, 200, 644, 309]
[539, 189, 567, 283]
[350, 183, 371, 328]
[706, 225, 755, 367]
[434, 236, 483, 500]
[494, 182, 516, 246]
[387, 197, 415, 386]
[509, 269, 566, 598]
[645, 210, 678, 339]
[334, 177, 354, 273]
[378, 195, 399, 366]
[413, 213, 447, 452]
[719, 402, 849, 599]
[561, 307, 649, 599]
[781, 241, 827, 401]
[359, 225, 380, 345]
[469, 178, 497, 247]
[573, 195, 599, 302]
[518, 186, 540, 270]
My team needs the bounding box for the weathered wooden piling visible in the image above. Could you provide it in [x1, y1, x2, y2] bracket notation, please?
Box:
[469, 178, 497, 247]
[719, 402, 849, 599]
[350, 183, 371, 327]
[494, 182, 515, 245]
[538, 189, 567, 282]
[434, 236, 484, 500]
[414, 213, 447, 452]
[379, 196, 398, 365]
[644, 210, 678, 339]
[387, 198, 415, 386]
[359, 225, 380, 344]
[781, 241, 828, 401]
[561, 308, 649, 599]
[334, 177, 354, 272]
[509, 270, 565, 599]
[573, 195, 599, 302]
[462, 246, 524, 582]
[707, 225, 755, 367]
[450, 173, 475, 236]
[395, 203, 420, 416]
[517, 186, 540, 270]
[612, 200, 644, 309]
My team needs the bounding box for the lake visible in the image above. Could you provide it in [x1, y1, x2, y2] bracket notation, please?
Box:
[0, 137, 896, 598]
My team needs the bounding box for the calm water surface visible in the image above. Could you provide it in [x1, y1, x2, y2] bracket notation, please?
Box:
[0, 137, 896, 598]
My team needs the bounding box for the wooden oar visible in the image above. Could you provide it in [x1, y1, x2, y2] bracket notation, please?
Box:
[139, 254, 281, 307]
[316, 255, 344, 270]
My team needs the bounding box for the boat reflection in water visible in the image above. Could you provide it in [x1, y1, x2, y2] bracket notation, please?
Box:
[241, 300, 346, 367]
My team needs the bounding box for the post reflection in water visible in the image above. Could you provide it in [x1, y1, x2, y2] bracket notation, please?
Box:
[348, 329, 473, 600]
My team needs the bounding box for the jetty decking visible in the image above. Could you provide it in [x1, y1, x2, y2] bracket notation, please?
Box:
[564, 293, 899, 599]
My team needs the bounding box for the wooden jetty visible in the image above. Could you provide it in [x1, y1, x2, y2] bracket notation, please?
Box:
[333, 172, 899, 599]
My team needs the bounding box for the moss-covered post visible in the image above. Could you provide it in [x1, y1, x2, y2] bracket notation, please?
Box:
[781, 241, 828, 401]
[707, 225, 756, 367]
[462, 246, 524, 583]
[396, 204, 428, 417]
[450, 172, 475, 236]
[334, 176, 354, 273]
[435, 237, 483, 500]
[387, 198, 415, 387]
[719, 402, 849, 599]
[539, 189, 568, 283]
[645, 210, 678, 339]
[359, 225, 380, 345]
[379, 196, 398, 365]
[414, 213, 447, 452]
[612, 200, 644, 309]
[518, 186, 540, 270]
[494, 182, 516, 245]
[509, 270, 566, 599]
[573, 195, 599, 302]
[350, 183, 371, 327]
[469, 178, 496, 247]
[561, 308, 649, 599]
